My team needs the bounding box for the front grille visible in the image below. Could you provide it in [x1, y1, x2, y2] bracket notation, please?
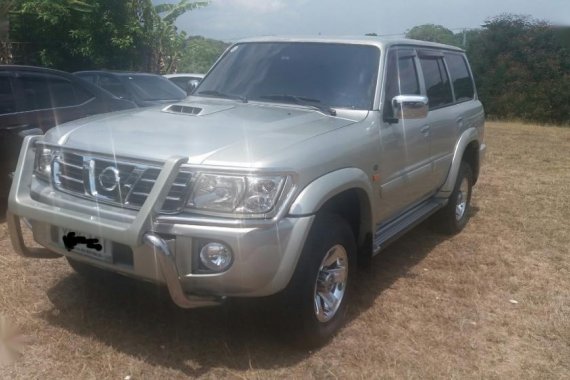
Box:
[52, 152, 191, 213]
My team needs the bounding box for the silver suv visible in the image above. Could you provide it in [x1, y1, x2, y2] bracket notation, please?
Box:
[7, 37, 485, 346]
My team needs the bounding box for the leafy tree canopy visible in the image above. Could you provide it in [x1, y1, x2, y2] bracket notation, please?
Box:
[176, 36, 229, 74]
[406, 24, 460, 46]
[407, 16, 569, 125]
[8, 0, 208, 73]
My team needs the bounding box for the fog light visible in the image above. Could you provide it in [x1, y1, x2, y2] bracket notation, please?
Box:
[199, 242, 233, 272]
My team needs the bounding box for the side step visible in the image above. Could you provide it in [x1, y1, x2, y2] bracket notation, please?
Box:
[373, 198, 447, 255]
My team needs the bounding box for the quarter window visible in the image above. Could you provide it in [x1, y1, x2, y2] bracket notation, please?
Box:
[419, 56, 453, 109]
[444, 53, 474, 102]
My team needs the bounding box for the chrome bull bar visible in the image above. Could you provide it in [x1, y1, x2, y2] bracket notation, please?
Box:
[8, 135, 222, 309]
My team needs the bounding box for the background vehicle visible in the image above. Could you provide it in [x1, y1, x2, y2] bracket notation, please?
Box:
[164, 73, 204, 95]
[8, 37, 485, 347]
[74, 71, 187, 107]
[0, 65, 136, 204]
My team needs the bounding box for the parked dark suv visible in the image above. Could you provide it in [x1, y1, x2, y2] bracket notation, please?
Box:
[74, 71, 187, 107]
[0, 65, 136, 203]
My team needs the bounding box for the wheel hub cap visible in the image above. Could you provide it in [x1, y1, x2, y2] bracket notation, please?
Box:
[455, 177, 469, 221]
[313, 244, 348, 323]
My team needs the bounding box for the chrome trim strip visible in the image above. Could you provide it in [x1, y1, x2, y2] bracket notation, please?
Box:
[7, 211, 61, 258]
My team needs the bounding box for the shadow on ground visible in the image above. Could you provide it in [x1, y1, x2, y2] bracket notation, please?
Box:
[0, 197, 7, 224]
[40, 219, 451, 376]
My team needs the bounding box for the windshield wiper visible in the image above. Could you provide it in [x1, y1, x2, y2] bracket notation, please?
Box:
[257, 94, 336, 116]
[196, 90, 248, 103]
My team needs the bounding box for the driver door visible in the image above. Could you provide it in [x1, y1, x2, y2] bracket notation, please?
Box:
[376, 48, 432, 222]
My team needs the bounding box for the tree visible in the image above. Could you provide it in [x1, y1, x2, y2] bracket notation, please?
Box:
[406, 24, 461, 46]
[406, 16, 569, 125]
[0, 0, 15, 63]
[177, 36, 229, 74]
[9, 0, 208, 72]
[466, 14, 570, 124]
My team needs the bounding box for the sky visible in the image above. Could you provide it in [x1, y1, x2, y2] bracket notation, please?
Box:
[171, 0, 570, 41]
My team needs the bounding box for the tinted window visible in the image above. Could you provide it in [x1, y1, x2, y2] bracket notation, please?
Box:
[419, 56, 453, 109]
[99, 75, 131, 99]
[169, 77, 194, 90]
[49, 76, 93, 106]
[125, 75, 186, 101]
[445, 53, 474, 101]
[197, 42, 380, 110]
[77, 73, 97, 84]
[18, 74, 51, 111]
[0, 75, 15, 114]
[17, 73, 94, 111]
[384, 50, 420, 118]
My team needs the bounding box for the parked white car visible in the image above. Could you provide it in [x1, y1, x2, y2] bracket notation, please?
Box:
[164, 73, 205, 95]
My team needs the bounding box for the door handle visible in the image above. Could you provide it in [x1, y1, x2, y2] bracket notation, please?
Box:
[420, 125, 430, 135]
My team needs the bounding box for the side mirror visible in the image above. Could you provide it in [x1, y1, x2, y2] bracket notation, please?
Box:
[187, 79, 201, 95]
[391, 95, 429, 120]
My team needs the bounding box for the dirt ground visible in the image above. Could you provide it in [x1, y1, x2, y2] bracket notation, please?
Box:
[0, 121, 568, 379]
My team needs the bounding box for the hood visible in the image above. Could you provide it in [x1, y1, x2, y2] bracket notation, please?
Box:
[44, 98, 362, 167]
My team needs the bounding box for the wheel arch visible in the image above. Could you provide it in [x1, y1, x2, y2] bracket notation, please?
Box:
[288, 168, 375, 260]
[437, 127, 481, 197]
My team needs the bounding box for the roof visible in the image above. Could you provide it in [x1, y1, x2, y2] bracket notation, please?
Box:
[0, 65, 74, 76]
[74, 70, 163, 77]
[235, 35, 464, 52]
[164, 73, 205, 78]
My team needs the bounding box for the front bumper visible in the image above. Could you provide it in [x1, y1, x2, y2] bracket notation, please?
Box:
[8, 136, 313, 307]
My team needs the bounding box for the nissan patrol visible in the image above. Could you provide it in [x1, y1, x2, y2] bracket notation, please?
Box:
[7, 37, 485, 346]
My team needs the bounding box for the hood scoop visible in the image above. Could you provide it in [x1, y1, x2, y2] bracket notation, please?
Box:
[162, 102, 236, 116]
[163, 104, 203, 116]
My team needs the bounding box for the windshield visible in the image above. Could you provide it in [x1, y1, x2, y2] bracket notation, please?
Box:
[197, 42, 380, 110]
[125, 75, 187, 101]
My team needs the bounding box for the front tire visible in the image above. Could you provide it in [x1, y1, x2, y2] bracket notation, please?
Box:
[279, 213, 356, 347]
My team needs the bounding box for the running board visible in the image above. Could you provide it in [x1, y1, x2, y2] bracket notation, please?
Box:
[373, 198, 447, 255]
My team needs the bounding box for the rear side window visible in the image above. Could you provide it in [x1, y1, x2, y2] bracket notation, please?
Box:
[419, 56, 453, 109]
[48, 76, 93, 106]
[445, 53, 474, 102]
[17, 73, 94, 111]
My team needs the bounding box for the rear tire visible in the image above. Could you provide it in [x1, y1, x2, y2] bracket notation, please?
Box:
[435, 162, 473, 234]
[279, 213, 356, 348]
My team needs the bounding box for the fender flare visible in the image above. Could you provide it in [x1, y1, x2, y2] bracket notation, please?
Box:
[437, 127, 480, 197]
[288, 168, 376, 236]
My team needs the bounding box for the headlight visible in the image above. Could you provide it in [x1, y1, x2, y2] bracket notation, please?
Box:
[187, 173, 286, 215]
[34, 146, 54, 181]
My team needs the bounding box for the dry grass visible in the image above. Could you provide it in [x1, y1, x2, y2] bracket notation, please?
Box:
[0, 121, 569, 379]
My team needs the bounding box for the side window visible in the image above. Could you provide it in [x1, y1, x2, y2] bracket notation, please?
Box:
[0, 75, 16, 114]
[18, 73, 94, 111]
[77, 74, 97, 84]
[419, 55, 453, 109]
[384, 49, 421, 118]
[445, 53, 474, 102]
[99, 75, 130, 99]
[48, 76, 93, 107]
[18, 73, 52, 111]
